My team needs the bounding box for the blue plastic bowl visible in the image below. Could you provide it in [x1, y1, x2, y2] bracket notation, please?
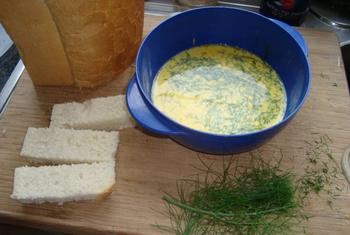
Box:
[126, 7, 310, 154]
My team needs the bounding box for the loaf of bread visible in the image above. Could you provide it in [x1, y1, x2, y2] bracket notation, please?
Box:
[0, 1, 74, 86]
[21, 128, 119, 164]
[50, 95, 135, 130]
[0, 0, 144, 87]
[11, 162, 115, 204]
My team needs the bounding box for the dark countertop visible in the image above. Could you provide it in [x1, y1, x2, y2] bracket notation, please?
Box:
[0, 44, 19, 89]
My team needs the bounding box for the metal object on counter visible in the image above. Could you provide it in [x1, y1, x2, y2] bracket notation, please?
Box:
[309, 0, 350, 54]
[311, 6, 350, 30]
[310, 0, 350, 30]
[309, 0, 350, 89]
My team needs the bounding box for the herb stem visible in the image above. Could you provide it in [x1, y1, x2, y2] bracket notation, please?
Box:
[183, 218, 197, 235]
[162, 196, 295, 222]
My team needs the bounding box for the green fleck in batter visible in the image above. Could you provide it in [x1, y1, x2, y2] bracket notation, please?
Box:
[152, 45, 287, 135]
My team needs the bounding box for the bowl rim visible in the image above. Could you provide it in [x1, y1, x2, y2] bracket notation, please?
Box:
[135, 6, 311, 138]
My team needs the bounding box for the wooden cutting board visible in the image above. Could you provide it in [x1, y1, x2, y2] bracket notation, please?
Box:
[0, 14, 350, 235]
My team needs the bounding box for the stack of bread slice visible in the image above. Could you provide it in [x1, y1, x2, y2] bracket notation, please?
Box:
[11, 95, 135, 205]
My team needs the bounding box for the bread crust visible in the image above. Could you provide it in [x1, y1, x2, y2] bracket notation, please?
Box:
[96, 181, 116, 201]
[23, 157, 113, 166]
[0, 0, 144, 88]
[0, 1, 74, 86]
[46, 0, 144, 88]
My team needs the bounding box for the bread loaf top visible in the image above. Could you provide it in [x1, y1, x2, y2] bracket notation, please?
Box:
[0, 0, 144, 88]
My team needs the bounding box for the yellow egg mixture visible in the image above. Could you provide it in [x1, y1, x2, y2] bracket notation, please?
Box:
[152, 45, 286, 135]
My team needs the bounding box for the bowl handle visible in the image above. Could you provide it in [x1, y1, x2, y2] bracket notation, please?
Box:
[269, 18, 308, 57]
[126, 75, 182, 136]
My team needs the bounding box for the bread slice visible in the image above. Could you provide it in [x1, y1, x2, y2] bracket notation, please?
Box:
[20, 127, 119, 164]
[50, 95, 135, 130]
[11, 162, 116, 204]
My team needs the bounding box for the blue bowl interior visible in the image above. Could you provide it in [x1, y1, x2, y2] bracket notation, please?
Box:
[136, 7, 309, 119]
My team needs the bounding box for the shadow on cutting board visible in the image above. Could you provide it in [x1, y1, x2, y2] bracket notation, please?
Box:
[0, 223, 68, 235]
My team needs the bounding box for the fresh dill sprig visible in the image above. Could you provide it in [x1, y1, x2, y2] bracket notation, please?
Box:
[160, 154, 301, 235]
[157, 135, 344, 235]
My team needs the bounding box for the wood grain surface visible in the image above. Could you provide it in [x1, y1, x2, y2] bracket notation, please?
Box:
[0, 14, 350, 235]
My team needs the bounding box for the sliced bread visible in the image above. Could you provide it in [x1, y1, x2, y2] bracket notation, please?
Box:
[11, 161, 116, 204]
[20, 127, 119, 164]
[50, 95, 135, 130]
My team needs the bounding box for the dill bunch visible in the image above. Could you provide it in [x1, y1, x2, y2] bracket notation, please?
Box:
[160, 155, 301, 235]
[158, 135, 343, 235]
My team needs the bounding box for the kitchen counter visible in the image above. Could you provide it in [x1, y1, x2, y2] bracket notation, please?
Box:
[0, 13, 349, 235]
[0, 2, 349, 234]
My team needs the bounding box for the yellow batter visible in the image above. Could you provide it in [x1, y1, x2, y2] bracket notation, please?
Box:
[152, 45, 286, 135]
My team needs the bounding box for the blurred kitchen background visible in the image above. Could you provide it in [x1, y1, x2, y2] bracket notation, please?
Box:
[0, 0, 349, 234]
